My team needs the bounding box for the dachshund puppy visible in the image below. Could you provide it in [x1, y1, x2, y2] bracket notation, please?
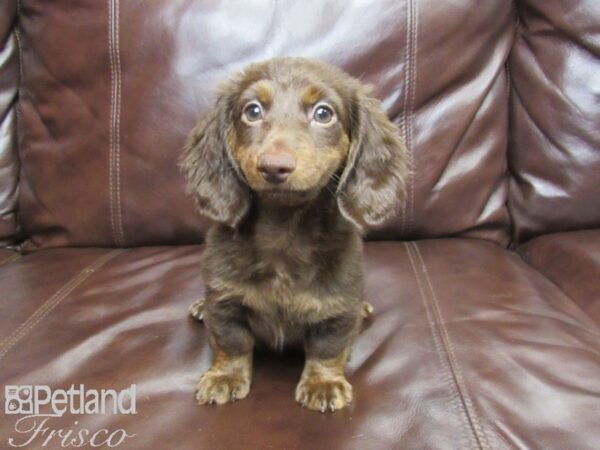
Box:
[180, 57, 407, 412]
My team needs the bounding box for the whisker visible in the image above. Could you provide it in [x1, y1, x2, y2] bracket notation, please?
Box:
[324, 184, 337, 197]
[326, 172, 353, 201]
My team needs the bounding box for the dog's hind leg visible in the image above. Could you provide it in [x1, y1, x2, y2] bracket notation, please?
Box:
[361, 301, 374, 320]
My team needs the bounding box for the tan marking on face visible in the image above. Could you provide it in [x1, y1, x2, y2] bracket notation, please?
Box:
[231, 131, 350, 193]
[232, 145, 263, 187]
[302, 85, 323, 106]
[230, 76, 352, 195]
[292, 146, 342, 187]
[290, 133, 349, 189]
[255, 81, 274, 106]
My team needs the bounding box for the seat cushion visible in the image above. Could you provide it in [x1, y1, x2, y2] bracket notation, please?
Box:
[519, 230, 600, 323]
[1, 240, 598, 449]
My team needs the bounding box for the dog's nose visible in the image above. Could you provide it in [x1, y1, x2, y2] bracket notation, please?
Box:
[257, 153, 296, 184]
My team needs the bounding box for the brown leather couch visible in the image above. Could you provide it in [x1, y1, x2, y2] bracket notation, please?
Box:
[1, 1, 599, 449]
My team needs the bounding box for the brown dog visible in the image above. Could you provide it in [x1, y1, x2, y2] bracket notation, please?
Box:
[180, 57, 407, 412]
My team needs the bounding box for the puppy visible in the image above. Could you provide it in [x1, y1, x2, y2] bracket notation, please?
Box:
[180, 57, 407, 412]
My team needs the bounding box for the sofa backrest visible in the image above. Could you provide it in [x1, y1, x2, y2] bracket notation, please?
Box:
[508, 0, 600, 243]
[7, 0, 595, 250]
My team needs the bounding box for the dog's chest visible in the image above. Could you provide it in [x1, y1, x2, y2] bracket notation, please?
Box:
[242, 249, 323, 318]
[240, 251, 325, 349]
[207, 216, 345, 346]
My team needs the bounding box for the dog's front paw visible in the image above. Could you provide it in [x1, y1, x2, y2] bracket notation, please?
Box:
[295, 376, 353, 412]
[195, 370, 251, 405]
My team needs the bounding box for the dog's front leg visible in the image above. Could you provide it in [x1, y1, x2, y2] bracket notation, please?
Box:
[195, 298, 254, 405]
[296, 314, 360, 412]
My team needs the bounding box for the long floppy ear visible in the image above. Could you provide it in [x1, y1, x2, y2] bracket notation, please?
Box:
[337, 87, 408, 232]
[179, 96, 251, 227]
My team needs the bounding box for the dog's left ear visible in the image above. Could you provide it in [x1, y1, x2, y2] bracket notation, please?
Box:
[337, 86, 408, 231]
[179, 90, 251, 228]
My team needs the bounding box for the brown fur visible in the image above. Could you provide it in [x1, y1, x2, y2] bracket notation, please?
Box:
[180, 57, 407, 412]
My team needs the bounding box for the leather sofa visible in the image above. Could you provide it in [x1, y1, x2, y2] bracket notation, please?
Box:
[1, 1, 598, 449]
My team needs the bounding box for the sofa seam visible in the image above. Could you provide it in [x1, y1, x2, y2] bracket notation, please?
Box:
[107, 0, 125, 247]
[411, 242, 491, 450]
[404, 242, 474, 450]
[506, 0, 521, 246]
[408, 0, 418, 235]
[0, 253, 21, 267]
[400, 0, 417, 237]
[0, 249, 125, 361]
[515, 249, 600, 331]
[399, 0, 408, 235]
[14, 0, 24, 85]
[108, 0, 116, 245]
[108, 0, 117, 246]
[12, 0, 26, 249]
[14, 0, 24, 148]
[114, 0, 125, 246]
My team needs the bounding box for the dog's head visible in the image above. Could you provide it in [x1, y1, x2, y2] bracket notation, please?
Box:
[180, 57, 407, 231]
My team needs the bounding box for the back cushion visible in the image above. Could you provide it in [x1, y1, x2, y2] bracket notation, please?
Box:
[508, 0, 600, 243]
[17, 0, 514, 249]
[0, 0, 21, 247]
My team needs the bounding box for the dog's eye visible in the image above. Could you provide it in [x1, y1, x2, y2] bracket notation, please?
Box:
[312, 104, 335, 125]
[243, 102, 263, 123]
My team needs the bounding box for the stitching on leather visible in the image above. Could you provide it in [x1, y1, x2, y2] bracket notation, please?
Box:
[114, 0, 125, 245]
[400, 0, 418, 236]
[400, 1, 411, 235]
[108, 0, 118, 246]
[0, 253, 21, 267]
[411, 242, 490, 450]
[15, 0, 24, 84]
[409, 0, 418, 235]
[404, 242, 474, 450]
[407, 0, 418, 234]
[108, 0, 125, 246]
[0, 249, 124, 361]
[399, 4, 408, 235]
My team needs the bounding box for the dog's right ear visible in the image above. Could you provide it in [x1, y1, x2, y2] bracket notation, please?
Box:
[179, 96, 251, 228]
